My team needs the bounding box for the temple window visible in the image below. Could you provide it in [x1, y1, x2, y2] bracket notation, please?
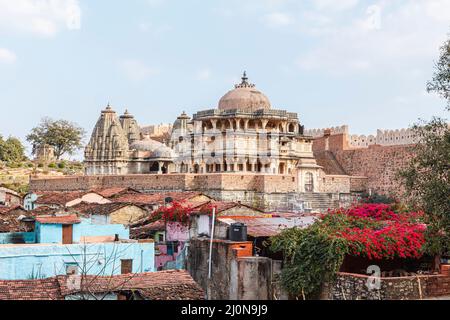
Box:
[305, 172, 314, 192]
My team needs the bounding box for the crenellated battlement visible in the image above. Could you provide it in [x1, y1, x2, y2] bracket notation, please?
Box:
[304, 125, 349, 138]
[306, 125, 419, 148]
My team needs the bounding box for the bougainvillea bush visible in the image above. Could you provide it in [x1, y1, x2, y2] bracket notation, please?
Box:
[151, 201, 193, 224]
[270, 203, 429, 298]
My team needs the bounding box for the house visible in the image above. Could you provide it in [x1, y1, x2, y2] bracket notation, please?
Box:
[22, 188, 142, 211]
[24, 190, 114, 210]
[0, 205, 32, 234]
[0, 187, 21, 207]
[69, 202, 148, 226]
[0, 270, 204, 300]
[0, 214, 155, 280]
[187, 213, 318, 299]
[91, 187, 141, 199]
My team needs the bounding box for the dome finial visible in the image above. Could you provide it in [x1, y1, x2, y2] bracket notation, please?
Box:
[235, 71, 255, 89]
[242, 71, 248, 83]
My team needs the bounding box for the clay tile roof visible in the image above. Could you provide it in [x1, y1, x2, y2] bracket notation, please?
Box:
[113, 192, 203, 206]
[0, 278, 63, 300]
[0, 206, 31, 233]
[29, 206, 59, 216]
[130, 220, 165, 239]
[91, 187, 140, 198]
[0, 271, 204, 300]
[195, 202, 263, 215]
[35, 191, 86, 206]
[69, 202, 134, 216]
[0, 205, 26, 215]
[36, 214, 81, 225]
[0, 187, 20, 197]
[57, 270, 204, 300]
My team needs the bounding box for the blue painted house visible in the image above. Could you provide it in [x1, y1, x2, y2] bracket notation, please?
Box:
[0, 214, 155, 280]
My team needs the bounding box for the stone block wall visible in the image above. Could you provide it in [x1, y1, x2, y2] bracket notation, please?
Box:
[327, 272, 450, 300]
[333, 145, 414, 196]
[321, 175, 351, 194]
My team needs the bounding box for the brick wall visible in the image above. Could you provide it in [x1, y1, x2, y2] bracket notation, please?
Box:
[327, 272, 450, 300]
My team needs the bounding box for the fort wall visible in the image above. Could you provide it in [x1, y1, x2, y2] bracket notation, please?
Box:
[313, 133, 415, 196]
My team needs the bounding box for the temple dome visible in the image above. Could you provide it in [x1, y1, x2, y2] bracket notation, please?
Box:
[130, 136, 163, 152]
[218, 72, 271, 112]
[152, 145, 176, 159]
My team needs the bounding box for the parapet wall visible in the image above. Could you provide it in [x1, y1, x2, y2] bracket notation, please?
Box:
[29, 173, 298, 194]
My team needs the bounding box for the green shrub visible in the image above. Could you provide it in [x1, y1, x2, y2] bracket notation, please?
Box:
[48, 163, 57, 168]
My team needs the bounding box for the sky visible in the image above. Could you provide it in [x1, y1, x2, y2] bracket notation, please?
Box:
[0, 0, 449, 159]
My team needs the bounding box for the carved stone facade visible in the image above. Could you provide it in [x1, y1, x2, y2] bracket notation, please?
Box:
[84, 73, 324, 193]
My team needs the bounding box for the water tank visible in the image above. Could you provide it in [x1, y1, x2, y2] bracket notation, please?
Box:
[228, 223, 247, 241]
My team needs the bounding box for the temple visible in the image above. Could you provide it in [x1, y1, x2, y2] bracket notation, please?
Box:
[84, 73, 323, 192]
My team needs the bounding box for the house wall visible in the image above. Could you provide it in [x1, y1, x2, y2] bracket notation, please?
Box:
[229, 257, 273, 300]
[109, 206, 147, 225]
[36, 219, 129, 244]
[188, 238, 282, 300]
[0, 242, 154, 280]
[0, 232, 35, 244]
[166, 222, 189, 242]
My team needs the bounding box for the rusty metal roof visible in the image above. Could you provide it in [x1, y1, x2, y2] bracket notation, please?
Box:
[218, 216, 317, 237]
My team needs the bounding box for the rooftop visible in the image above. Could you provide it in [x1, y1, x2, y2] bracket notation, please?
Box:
[0, 270, 204, 300]
[113, 191, 204, 206]
[35, 214, 81, 225]
[217, 215, 317, 237]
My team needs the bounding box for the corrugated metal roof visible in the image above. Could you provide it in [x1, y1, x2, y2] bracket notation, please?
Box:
[218, 216, 316, 237]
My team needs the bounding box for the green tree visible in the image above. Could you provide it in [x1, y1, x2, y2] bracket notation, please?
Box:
[0, 135, 26, 163]
[400, 35, 450, 263]
[427, 37, 450, 110]
[27, 118, 86, 160]
[398, 118, 450, 260]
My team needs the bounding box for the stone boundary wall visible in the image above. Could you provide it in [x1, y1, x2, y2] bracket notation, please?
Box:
[327, 272, 450, 300]
[29, 173, 298, 194]
[333, 144, 414, 196]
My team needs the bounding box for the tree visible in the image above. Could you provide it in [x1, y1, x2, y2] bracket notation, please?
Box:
[427, 37, 450, 110]
[398, 118, 450, 261]
[0, 135, 26, 163]
[399, 34, 450, 264]
[27, 118, 86, 160]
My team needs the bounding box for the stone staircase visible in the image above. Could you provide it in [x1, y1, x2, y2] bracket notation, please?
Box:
[299, 192, 337, 213]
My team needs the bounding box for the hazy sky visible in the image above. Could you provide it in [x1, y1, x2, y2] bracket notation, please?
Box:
[0, 0, 449, 159]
